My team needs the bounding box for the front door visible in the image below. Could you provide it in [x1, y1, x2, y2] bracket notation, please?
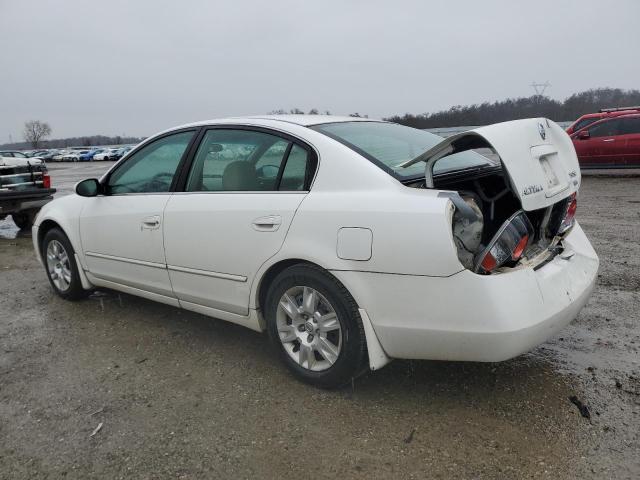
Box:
[79, 130, 196, 297]
[163, 128, 315, 315]
[579, 119, 621, 167]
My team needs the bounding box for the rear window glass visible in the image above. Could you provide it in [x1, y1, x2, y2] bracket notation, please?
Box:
[311, 121, 493, 179]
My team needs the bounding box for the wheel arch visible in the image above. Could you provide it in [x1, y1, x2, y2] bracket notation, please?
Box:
[254, 257, 392, 372]
[37, 218, 93, 291]
[37, 218, 64, 253]
[255, 258, 321, 315]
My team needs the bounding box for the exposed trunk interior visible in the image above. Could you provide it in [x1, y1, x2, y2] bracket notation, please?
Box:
[406, 161, 572, 273]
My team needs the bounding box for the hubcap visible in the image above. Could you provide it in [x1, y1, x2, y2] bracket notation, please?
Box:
[276, 286, 342, 372]
[46, 240, 72, 292]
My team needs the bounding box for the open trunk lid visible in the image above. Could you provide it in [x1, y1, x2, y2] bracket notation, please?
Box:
[403, 118, 581, 211]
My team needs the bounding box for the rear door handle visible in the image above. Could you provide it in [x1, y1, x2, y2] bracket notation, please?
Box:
[602, 138, 615, 142]
[252, 215, 282, 232]
[141, 215, 161, 230]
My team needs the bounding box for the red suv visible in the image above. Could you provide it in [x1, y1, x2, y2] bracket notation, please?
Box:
[566, 106, 640, 135]
[571, 114, 640, 168]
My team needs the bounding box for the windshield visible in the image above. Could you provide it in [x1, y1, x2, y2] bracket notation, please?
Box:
[311, 121, 494, 179]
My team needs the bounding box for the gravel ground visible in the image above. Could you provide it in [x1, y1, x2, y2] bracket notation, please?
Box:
[0, 163, 638, 479]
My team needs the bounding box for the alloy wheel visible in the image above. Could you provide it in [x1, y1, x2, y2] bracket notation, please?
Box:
[276, 286, 342, 372]
[46, 240, 72, 292]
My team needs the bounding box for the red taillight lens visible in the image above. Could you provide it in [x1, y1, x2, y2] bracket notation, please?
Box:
[512, 234, 529, 260]
[43, 174, 51, 189]
[475, 211, 533, 274]
[480, 251, 497, 272]
[559, 192, 577, 234]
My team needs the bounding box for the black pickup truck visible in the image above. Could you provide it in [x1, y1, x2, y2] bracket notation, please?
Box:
[0, 156, 56, 229]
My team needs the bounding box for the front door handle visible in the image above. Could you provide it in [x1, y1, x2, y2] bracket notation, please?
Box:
[252, 215, 282, 232]
[602, 138, 615, 142]
[141, 215, 161, 230]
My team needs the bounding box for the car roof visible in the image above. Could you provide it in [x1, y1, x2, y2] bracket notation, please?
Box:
[591, 113, 640, 122]
[168, 114, 382, 131]
[579, 110, 639, 120]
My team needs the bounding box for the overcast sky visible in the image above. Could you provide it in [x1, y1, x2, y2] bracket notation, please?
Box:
[1, 0, 639, 140]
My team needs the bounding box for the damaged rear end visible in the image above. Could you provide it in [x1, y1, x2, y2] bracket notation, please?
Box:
[403, 118, 583, 275]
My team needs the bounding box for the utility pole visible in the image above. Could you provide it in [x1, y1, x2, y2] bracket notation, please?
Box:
[530, 81, 551, 96]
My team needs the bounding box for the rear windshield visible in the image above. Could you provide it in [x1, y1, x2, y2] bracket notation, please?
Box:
[311, 121, 493, 179]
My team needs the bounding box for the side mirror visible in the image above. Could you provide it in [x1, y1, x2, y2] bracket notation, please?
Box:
[577, 130, 590, 140]
[76, 178, 101, 197]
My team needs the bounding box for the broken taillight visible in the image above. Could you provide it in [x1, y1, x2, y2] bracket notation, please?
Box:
[558, 192, 577, 234]
[475, 211, 533, 274]
[42, 174, 51, 189]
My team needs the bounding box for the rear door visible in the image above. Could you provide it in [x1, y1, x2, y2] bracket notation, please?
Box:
[163, 127, 316, 315]
[79, 130, 196, 298]
[616, 117, 640, 166]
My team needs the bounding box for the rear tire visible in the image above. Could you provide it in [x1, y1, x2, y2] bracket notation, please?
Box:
[12, 209, 37, 230]
[41, 228, 91, 300]
[265, 264, 367, 388]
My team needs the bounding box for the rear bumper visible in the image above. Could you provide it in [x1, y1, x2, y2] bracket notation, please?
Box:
[332, 222, 598, 362]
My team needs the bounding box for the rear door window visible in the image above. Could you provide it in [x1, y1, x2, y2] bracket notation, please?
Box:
[185, 129, 315, 192]
[619, 118, 640, 135]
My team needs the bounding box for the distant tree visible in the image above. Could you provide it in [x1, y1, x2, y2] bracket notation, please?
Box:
[23, 120, 52, 149]
[267, 109, 287, 115]
[324, 110, 331, 115]
[290, 108, 304, 114]
[308, 108, 319, 115]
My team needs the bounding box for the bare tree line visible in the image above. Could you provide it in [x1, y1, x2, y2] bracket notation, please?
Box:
[6, 88, 639, 150]
[385, 88, 640, 128]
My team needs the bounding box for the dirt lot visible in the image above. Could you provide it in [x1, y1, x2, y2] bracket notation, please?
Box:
[1, 163, 638, 479]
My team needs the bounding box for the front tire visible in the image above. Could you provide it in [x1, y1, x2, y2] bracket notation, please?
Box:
[265, 264, 367, 388]
[41, 228, 91, 300]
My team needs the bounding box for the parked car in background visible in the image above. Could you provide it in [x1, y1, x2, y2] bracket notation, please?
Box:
[32, 115, 598, 387]
[1, 155, 55, 229]
[93, 148, 120, 161]
[63, 150, 89, 162]
[28, 150, 49, 158]
[566, 106, 640, 135]
[571, 114, 640, 168]
[39, 150, 61, 162]
[51, 150, 71, 162]
[0, 150, 41, 160]
[116, 146, 133, 159]
[79, 149, 104, 161]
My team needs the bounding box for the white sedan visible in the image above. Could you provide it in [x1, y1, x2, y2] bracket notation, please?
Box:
[32, 115, 598, 387]
[93, 148, 119, 161]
